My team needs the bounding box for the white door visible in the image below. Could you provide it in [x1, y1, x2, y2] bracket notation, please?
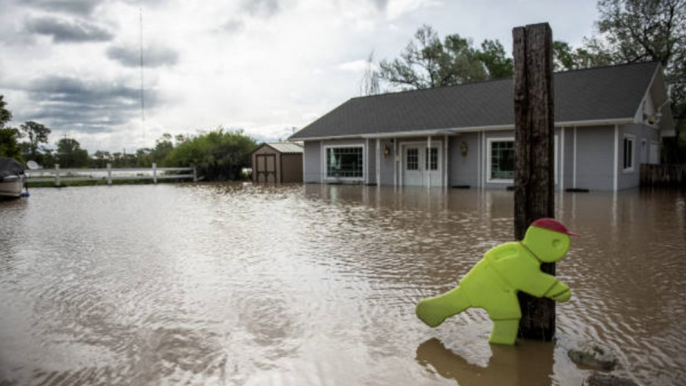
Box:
[402, 143, 442, 187]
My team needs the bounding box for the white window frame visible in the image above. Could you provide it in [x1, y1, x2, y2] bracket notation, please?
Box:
[623, 134, 635, 173]
[487, 137, 515, 183]
[486, 136, 559, 184]
[323, 144, 365, 181]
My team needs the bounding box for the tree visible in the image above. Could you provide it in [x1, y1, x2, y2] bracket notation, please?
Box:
[56, 137, 89, 168]
[136, 148, 152, 167]
[477, 40, 514, 79]
[91, 150, 112, 168]
[590, 0, 686, 162]
[20, 121, 51, 162]
[552, 40, 613, 71]
[0, 128, 22, 160]
[379, 25, 512, 90]
[164, 127, 257, 181]
[151, 133, 174, 165]
[0, 95, 23, 160]
[0, 95, 12, 129]
[360, 51, 381, 96]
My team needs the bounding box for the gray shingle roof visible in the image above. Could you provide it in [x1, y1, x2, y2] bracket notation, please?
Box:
[291, 61, 659, 140]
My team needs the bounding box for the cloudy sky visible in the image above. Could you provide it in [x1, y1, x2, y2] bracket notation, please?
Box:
[0, 0, 599, 153]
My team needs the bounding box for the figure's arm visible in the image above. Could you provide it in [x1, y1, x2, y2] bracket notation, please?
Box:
[544, 280, 571, 302]
[486, 244, 571, 301]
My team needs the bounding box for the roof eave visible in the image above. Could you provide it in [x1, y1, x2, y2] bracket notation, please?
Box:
[291, 118, 636, 141]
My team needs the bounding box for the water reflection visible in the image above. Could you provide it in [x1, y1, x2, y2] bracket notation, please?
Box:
[0, 184, 684, 385]
[416, 338, 554, 386]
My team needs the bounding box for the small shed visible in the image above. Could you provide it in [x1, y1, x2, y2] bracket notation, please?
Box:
[252, 142, 304, 183]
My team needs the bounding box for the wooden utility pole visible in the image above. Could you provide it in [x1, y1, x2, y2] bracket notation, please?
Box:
[513, 23, 556, 341]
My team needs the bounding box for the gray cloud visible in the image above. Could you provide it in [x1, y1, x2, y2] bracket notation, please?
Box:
[25, 16, 113, 43]
[242, 0, 280, 18]
[107, 44, 179, 68]
[370, 0, 388, 11]
[22, 0, 102, 16]
[217, 18, 245, 34]
[17, 76, 159, 133]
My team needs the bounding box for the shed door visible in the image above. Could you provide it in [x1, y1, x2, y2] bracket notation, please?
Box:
[256, 154, 277, 182]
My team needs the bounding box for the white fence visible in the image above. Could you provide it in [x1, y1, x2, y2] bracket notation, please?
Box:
[27, 163, 198, 186]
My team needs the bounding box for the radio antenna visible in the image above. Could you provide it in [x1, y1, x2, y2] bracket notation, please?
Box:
[139, 6, 145, 143]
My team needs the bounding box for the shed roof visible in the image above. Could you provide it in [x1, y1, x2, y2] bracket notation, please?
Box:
[255, 142, 304, 154]
[291, 61, 662, 140]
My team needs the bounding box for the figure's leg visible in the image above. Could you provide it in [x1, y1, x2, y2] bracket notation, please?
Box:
[416, 286, 471, 328]
[489, 319, 520, 345]
[485, 293, 522, 345]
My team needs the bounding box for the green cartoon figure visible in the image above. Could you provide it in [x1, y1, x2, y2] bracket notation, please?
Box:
[416, 218, 578, 345]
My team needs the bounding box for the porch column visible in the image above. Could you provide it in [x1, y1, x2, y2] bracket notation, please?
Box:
[573, 126, 577, 189]
[376, 138, 381, 186]
[365, 138, 369, 185]
[427, 135, 432, 187]
[394, 138, 398, 187]
[444, 134, 448, 188]
[560, 127, 565, 192]
[613, 124, 619, 191]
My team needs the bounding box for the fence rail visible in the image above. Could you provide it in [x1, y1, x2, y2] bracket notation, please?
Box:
[27, 163, 198, 186]
[640, 164, 686, 188]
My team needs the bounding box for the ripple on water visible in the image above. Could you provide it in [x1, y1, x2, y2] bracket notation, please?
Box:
[0, 184, 685, 386]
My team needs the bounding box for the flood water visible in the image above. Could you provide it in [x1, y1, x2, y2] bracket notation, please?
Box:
[1, 184, 685, 386]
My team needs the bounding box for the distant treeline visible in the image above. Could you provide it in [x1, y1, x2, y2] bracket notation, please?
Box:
[63, 129, 256, 181]
[0, 100, 258, 181]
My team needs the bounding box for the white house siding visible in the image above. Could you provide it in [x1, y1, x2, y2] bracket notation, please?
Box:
[449, 133, 479, 187]
[366, 140, 376, 185]
[617, 123, 661, 190]
[302, 124, 658, 190]
[561, 127, 575, 190]
[304, 141, 321, 183]
[378, 138, 395, 186]
[573, 125, 615, 190]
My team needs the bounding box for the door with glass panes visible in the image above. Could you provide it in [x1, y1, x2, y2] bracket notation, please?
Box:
[402, 143, 442, 187]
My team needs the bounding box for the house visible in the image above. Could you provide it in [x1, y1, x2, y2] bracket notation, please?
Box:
[289, 61, 674, 191]
[251, 142, 304, 183]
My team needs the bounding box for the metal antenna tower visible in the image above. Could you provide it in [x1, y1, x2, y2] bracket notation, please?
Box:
[139, 6, 145, 143]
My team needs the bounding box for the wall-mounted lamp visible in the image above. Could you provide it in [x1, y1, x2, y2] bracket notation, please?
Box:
[460, 141, 468, 157]
[384, 144, 391, 158]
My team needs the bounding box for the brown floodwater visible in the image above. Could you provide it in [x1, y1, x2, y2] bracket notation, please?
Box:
[0, 184, 684, 386]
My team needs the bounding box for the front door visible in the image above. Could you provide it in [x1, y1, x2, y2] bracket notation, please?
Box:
[402, 143, 442, 187]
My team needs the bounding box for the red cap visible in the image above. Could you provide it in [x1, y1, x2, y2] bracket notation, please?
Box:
[531, 218, 580, 237]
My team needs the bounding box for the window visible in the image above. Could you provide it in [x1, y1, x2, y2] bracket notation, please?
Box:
[489, 139, 515, 181]
[406, 148, 418, 170]
[623, 135, 634, 171]
[326, 147, 363, 178]
[425, 147, 438, 170]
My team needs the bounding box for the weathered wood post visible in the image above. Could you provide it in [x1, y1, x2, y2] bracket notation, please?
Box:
[152, 163, 157, 184]
[55, 164, 61, 187]
[193, 166, 198, 183]
[107, 163, 112, 185]
[513, 23, 556, 341]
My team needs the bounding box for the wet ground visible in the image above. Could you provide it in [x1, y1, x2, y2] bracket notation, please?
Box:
[1, 184, 684, 386]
